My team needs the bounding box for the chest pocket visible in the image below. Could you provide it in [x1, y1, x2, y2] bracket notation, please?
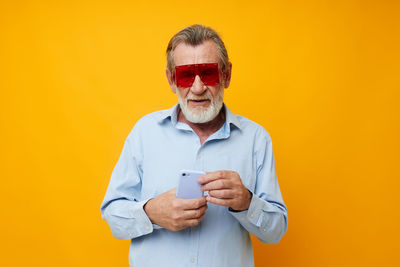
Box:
[202, 155, 255, 192]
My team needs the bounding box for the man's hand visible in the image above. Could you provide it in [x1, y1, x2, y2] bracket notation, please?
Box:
[144, 188, 208, 232]
[198, 171, 252, 211]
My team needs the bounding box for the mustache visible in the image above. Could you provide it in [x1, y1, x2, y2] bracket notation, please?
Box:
[185, 93, 213, 101]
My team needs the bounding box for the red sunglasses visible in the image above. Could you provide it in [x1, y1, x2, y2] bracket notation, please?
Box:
[174, 63, 220, 88]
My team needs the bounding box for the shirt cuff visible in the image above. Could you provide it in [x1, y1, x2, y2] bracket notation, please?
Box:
[228, 192, 271, 227]
[142, 198, 164, 230]
[128, 199, 154, 238]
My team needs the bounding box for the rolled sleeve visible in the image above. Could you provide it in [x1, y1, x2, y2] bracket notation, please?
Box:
[229, 193, 287, 244]
[103, 199, 153, 239]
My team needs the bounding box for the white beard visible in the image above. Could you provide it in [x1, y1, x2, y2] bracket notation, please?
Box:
[177, 88, 224, 124]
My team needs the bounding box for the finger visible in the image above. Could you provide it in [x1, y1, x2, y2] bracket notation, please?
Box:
[165, 188, 176, 194]
[206, 195, 233, 207]
[186, 213, 205, 227]
[161, 188, 177, 198]
[179, 196, 207, 210]
[201, 179, 232, 191]
[183, 205, 208, 219]
[197, 171, 228, 184]
[208, 189, 234, 199]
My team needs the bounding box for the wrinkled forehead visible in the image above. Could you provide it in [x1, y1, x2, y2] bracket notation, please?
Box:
[173, 40, 220, 67]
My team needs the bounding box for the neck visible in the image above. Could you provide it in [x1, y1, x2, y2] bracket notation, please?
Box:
[178, 106, 226, 144]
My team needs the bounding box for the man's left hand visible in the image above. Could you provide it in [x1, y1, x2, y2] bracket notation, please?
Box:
[198, 171, 252, 211]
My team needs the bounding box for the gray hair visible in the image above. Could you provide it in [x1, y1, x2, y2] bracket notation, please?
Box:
[166, 24, 229, 76]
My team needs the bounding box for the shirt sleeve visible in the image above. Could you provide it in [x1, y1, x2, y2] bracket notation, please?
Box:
[229, 131, 288, 244]
[100, 137, 155, 240]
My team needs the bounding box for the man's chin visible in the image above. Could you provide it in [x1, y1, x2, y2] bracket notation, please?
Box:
[184, 106, 221, 124]
[188, 106, 209, 114]
[187, 102, 211, 112]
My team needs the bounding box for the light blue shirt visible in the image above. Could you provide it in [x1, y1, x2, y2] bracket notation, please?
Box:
[101, 104, 288, 267]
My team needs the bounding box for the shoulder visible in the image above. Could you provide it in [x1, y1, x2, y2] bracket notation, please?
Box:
[235, 114, 272, 142]
[225, 105, 271, 142]
[136, 109, 169, 127]
[126, 108, 171, 140]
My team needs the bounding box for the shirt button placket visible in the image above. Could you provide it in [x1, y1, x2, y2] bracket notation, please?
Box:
[195, 145, 203, 170]
[188, 217, 200, 267]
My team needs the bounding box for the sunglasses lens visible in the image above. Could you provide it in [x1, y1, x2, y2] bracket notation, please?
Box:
[199, 64, 219, 86]
[175, 65, 195, 88]
[175, 63, 220, 88]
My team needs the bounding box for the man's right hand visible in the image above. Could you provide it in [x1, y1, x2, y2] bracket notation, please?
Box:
[143, 188, 208, 232]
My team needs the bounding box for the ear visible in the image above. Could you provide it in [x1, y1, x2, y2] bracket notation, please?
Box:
[223, 62, 232, 88]
[166, 69, 176, 93]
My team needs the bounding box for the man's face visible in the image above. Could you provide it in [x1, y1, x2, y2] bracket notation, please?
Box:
[167, 40, 231, 123]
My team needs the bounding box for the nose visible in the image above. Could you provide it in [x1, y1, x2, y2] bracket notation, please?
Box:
[190, 75, 207, 95]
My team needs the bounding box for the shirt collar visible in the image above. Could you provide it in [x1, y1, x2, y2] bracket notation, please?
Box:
[157, 103, 242, 131]
[224, 104, 242, 131]
[156, 104, 180, 126]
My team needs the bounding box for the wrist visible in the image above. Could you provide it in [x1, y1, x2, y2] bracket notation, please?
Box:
[230, 190, 252, 212]
[143, 198, 155, 223]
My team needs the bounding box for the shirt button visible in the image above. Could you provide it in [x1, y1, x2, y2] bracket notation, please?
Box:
[190, 258, 195, 263]
[250, 213, 254, 218]
[197, 154, 201, 159]
[263, 228, 266, 232]
[146, 226, 150, 230]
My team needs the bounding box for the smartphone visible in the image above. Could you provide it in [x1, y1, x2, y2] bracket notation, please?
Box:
[176, 170, 205, 199]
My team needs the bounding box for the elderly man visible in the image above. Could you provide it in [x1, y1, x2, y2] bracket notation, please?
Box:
[101, 24, 287, 267]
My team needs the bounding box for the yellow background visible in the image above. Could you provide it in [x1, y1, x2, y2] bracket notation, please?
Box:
[1, 0, 399, 266]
